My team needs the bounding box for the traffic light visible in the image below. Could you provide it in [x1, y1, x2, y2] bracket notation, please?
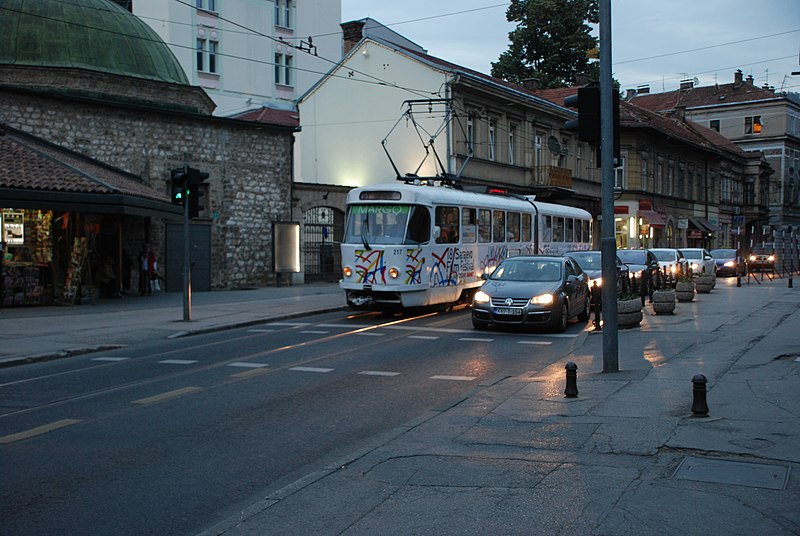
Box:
[170, 168, 187, 205]
[563, 87, 620, 166]
[185, 167, 209, 219]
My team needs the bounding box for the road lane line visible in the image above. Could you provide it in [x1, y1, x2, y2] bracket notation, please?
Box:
[289, 366, 333, 373]
[458, 337, 493, 342]
[299, 330, 330, 334]
[517, 341, 553, 345]
[0, 419, 82, 444]
[227, 362, 269, 368]
[158, 359, 198, 365]
[247, 329, 275, 333]
[408, 335, 439, 340]
[430, 375, 476, 381]
[230, 368, 271, 379]
[133, 386, 203, 405]
[270, 322, 309, 327]
[358, 371, 401, 377]
[91, 357, 131, 362]
[354, 332, 385, 337]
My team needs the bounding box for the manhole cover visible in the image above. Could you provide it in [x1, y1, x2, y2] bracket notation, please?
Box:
[673, 456, 789, 490]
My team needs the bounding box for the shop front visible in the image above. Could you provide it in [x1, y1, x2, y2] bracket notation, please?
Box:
[614, 201, 666, 249]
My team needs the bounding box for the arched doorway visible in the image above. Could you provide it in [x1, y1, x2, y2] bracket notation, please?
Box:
[302, 206, 344, 282]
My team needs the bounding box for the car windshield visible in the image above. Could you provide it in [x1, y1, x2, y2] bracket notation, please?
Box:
[567, 252, 600, 269]
[491, 259, 561, 282]
[651, 250, 676, 261]
[681, 250, 702, 259]
[710, 249, 735, 258]
[617, 250, 645, 264]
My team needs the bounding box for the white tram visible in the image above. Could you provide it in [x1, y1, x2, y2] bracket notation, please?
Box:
[339, 182, 593, 309]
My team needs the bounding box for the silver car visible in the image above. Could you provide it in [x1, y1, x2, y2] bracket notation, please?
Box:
[471, 255, 590, 332]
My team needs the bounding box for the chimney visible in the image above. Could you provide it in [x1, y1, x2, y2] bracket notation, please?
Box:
[522, 78, 540, 91]
[673, 106, 686, 121]
[680, 79, 694, 89]
[341, 20, 366, 55]
[745, 74, 754, 86]
[625, 88, 637, 100]
[734, 69, 743, 87]
[637, 84, 650, 95]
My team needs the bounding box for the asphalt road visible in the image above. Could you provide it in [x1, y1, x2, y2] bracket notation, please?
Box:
[0, 307, 589, 535]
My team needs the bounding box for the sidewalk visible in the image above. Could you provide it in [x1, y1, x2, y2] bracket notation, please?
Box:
[2, 278, 798, 535]
[192, 277, 798, 536]
[0, 282, 346, 366]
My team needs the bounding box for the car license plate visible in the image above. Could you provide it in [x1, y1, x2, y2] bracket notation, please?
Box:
[494, 307, 522, 315]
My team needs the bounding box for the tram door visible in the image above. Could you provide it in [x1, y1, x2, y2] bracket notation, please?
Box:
[302, 207, 343, 282]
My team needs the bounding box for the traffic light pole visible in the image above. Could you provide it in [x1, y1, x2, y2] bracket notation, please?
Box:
[183, 188, 192, 321]
[599, 0, 619, 372]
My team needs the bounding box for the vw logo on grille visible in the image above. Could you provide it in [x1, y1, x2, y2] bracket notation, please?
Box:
[505, 297, 514, 306]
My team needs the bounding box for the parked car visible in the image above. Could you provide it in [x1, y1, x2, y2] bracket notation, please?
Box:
[565, 250, 629, 305]
[617, 249, 661, 293]
[650, 248, 690, 276]
[710, 248, 746, 277]
[679, 248, 715, 275]
[749, 244, 776, 272]
[471, 255, 590, 332]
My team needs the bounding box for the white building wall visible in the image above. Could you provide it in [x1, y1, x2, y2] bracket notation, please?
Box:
[134, 1, 342, 117]
[297, 40, 451, 187]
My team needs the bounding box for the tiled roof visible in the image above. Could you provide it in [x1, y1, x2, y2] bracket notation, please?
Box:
[0, 124, 180, 214]
[533, 87, 745, 160]
[228, 107, 300, 128]
[630, 82, 781, 112]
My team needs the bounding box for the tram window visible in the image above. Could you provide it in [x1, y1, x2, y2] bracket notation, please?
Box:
[554, 217, 564, 241]
[435, 206, 459, 244]
[521, 213, 532, 243]
[492, 211, 506, 243]
[575, 220, 582, 243]
[566, 218, 574, 242]
[584, 220, 591, 243]
[507, 212, 520, 242]
[478, 209, 491, 243]
[462, 208, 477, 243]
[406, 206, 431, 244]
[542, 215, 552, 242]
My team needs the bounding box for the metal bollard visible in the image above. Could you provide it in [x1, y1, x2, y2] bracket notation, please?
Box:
[691, 374, 709, 416]
[592, 282, 601, 330]
[789, 276, 793, 288]
[736, 275, 741, 287]
[565, 362, 578, 398]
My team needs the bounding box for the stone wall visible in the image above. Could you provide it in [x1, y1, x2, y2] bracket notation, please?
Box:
[1, 88, 295, 289]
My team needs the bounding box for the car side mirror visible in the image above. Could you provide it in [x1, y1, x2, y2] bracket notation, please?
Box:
[481, 273, 489, 281]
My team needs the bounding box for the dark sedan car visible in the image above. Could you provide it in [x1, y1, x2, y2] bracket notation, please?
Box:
[565, 250, 629, 305]
[471, 255, 590, 332]
[710, 248, 746, 277]
[617, 249, 661, 293]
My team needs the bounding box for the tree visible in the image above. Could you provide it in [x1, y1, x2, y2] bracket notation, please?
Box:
[491, 0, 599, 89]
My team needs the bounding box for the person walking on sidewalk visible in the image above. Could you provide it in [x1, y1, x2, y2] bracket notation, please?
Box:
[138, 243, 157, 295]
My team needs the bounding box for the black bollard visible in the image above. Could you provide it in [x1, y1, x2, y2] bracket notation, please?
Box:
[592, 282, 601, 330]
[691, 374, 709, 416]
[789, 276, 794, 288]
[736, 275, 741, 287]
[564, 362, 578, 398]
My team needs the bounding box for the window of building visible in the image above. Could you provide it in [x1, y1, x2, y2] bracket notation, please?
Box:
[709, 119, 720, 132]
[744, 115, 762, 134]
[488, 120, 496, 161]
[195, 0, 217, 12]
[467, 115, 474, 156]
[640, 157, 649, 191]
[508, 125, 516, 165]
[614, 156, 626, 189]
[274, 53, 293, 86]
[275, 0, 293, 28]
[197, 38, 218, 73]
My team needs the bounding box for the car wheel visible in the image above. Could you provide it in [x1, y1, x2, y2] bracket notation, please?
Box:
[472, 318, 488, 330]
[577, 296, 590, 322]
[553, 302, 568, 332]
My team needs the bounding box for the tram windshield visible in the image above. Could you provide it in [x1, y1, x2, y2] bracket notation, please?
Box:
[344, 204, 431, 246]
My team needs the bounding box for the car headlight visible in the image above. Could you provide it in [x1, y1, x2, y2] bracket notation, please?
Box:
[670, 264, 677, 273]
[474, 290, 490, 304]
[768, 255, 775, 262]
[724, 261, 734, 267]
[530, 293, 554, 305]
[749, 255, 756, 262]
[691, 263, 699, 271]
[634, 270, 643, 278]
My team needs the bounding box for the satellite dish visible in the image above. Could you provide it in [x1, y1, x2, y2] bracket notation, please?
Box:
[693, 77, 700, 87]
[547, 136, 561, 155]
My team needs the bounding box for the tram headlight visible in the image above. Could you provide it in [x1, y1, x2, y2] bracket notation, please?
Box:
[343, 266, 353, 278]
[388, 267, 399, 279]
[768, 255, 775, 262]
[530, 293, 554, 305]
[473, 290, 490, 304]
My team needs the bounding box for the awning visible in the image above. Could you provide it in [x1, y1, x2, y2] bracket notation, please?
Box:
[638, 210, 666, 228]
[689, 216, 719, 234]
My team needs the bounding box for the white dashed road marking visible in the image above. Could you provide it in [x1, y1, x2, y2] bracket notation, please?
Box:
[158, 359, 198, 365]
[517, 341, 553, 345]
[408, 335, 439, 340]
[300, 330, 330, 335]
[458, 337, 493, 342]
[430, 375, 476, 381]
[247, 329, 275, 333]
[358, 371, 401, 377]
[355, 332, 385, 337]
[91, 357, 130, 362]
[290, 366, 334, 373]
[227, 362, 269, 368]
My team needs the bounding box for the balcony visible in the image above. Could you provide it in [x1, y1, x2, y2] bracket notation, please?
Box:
[531, 166, 573, 189]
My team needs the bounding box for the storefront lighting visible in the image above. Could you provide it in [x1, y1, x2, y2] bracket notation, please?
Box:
[629, 216, 636, 239]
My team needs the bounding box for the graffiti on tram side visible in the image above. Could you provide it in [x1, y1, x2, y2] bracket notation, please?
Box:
[429, 247, 476, 287]
[405, 248, 424, 284]
[480, 245, 507, 275]
[354, 249, 386, 284]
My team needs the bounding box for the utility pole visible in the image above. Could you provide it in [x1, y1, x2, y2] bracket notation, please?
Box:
[599, 0, 619, 372]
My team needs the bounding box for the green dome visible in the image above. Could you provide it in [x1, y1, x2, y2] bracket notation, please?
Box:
[0, 0, 189, 85]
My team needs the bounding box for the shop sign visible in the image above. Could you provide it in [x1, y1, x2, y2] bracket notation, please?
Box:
[2, 211, 24, 245]
[687, 229, 702, 239]
[677, 218, 688, 229]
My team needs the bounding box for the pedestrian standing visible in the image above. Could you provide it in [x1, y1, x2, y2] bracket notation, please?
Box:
[138, 243, 151, 295]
